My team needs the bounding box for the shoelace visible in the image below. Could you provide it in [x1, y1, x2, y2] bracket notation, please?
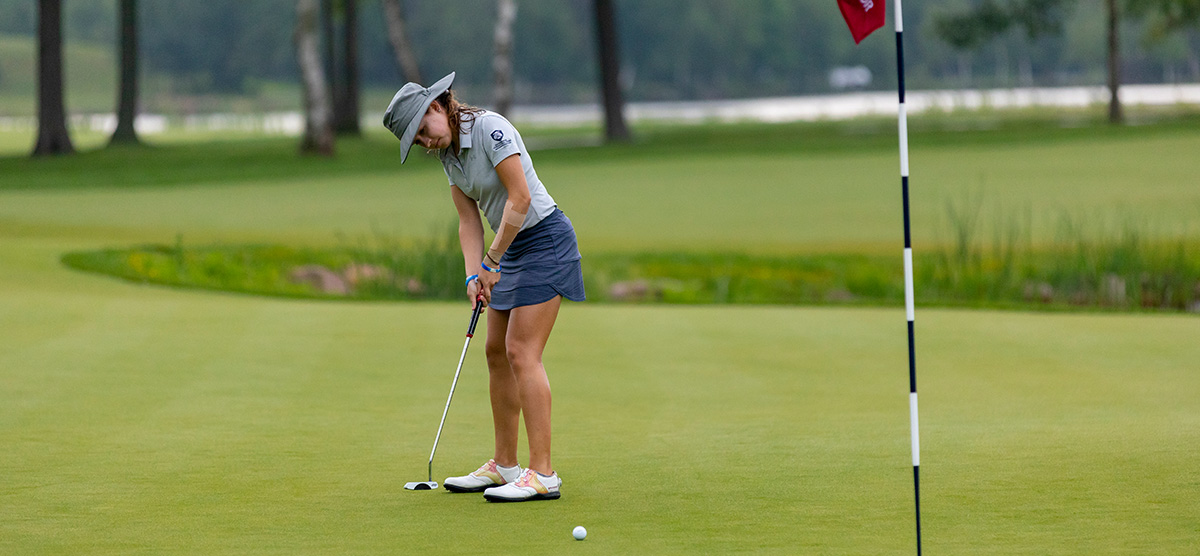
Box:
[514, 469, 537, 488]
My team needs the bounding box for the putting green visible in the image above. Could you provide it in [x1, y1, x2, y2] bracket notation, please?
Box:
[2, 235, 1198, 554]
[1, 121, 1198, 553]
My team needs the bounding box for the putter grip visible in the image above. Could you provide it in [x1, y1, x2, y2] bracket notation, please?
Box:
[467, 298, 484, 336]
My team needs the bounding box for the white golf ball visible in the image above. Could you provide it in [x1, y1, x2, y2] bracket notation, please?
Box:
[572, 525, 587, 540]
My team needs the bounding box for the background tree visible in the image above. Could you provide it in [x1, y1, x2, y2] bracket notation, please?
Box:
[1127, 0, 1200, 81]
[593, 0, 629, 142]
[33, 0, 74, 156]
[381, 0, 422, 83]
[1107, 0, 1123, 123]
[334, 0, 360, 135]
[109, 0, 140, 146]
[1131, 0, 1200, 29]
[296, 0, 334, 155]
[492, 0, 517, 115]
[138, 1, 293, 95]
[934, 0, 1017, 51]
[5, 1, 1196, 119]
[934, 0, 1154, 124]
[322, 0, 336, 105]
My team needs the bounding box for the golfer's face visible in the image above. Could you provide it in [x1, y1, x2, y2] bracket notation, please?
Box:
[415, 106, 452, 150]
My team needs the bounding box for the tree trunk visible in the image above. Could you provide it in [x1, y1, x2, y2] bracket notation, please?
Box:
[335, 0, 360, 135]
[381, 0, 422, 83]
[296, 0, 335, 156]
[33, 0, 74, 156]
[492, 0, 517, 116]
[995, 41, 1009, 86]
[1188, 45, 1200, 81]
[110, 0, 140, 146]
[593, 0, 630, 142]
[1106, 0, 1123, 124]
[1020, 55, 1033, 87]
[322, 0, 337, 99]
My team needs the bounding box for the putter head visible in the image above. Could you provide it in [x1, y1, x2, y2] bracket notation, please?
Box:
[404, 481, 438, 490]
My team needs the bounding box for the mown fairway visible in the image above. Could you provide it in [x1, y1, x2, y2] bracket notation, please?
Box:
[2, 118, 1199, 554]
[4, 116, 1200, 251]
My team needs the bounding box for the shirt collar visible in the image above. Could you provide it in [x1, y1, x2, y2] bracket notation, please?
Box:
[440, 126, 473, 162]
[457, 126, 473, 152]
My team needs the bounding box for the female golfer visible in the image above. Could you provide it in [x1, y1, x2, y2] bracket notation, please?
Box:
[383, 73, 584, 502]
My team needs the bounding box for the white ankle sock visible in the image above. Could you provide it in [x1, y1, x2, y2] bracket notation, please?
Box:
[536, 471, 560, 487]
[497, 463, 522, 482]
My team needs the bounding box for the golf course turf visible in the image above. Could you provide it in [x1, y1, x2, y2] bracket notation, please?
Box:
[2, 117, 1198, 554]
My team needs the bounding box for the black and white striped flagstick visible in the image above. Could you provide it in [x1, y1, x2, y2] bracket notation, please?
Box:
[893, 0, 921, 553]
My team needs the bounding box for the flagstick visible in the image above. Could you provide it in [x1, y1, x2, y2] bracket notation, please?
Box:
[893, 0, 921, 553]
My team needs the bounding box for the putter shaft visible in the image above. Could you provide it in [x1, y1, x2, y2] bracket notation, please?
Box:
[425, 298, 485, 483]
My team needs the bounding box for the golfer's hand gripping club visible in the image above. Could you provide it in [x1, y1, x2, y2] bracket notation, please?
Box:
[467, 295, 484, 336]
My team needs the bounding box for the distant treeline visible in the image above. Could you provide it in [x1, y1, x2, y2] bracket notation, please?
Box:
[2, 0, 1198, 104]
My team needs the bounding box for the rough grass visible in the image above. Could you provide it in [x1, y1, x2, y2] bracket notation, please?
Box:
[60, 235, 1200, 312]
[57, 189, 1200, 312]
[60, 241, 903, 306]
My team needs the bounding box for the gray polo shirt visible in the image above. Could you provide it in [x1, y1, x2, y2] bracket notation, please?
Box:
[440, 111, 557, 233]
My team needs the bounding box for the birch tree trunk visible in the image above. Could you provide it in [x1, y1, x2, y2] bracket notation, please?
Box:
[33, 0, 74, 156]
[110, 0, 140, 146]
[492, 0, 517, 116]
[382, 0, 422, 83]
[296, 0, 334, 156]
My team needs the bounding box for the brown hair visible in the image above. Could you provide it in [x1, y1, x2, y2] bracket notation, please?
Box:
[433, 89, 484, 153]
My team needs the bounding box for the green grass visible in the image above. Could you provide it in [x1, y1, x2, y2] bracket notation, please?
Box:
[4, 113, 1200, 252]
[0, 33, 116, 116]
[2, 117, 1199, 554]
[56, 216, 1200, 311]
[1, 33, 297, 117]
[0, 31, 417, 121]
[59, 242, 905, 306]
[2, 251, 1198, 554]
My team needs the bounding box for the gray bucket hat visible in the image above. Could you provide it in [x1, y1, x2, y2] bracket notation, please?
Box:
[383, 71, 456, 163]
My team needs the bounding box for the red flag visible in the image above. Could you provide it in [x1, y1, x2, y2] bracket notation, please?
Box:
[838, 0, 886, 44]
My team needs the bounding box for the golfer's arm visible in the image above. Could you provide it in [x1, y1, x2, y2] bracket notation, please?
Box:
[450, 185, 485, 277]
[486, 154, 531, 265]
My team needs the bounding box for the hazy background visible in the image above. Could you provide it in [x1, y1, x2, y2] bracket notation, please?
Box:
[1, 0, 1198, 118]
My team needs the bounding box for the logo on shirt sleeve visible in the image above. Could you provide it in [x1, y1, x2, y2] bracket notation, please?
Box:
[490, 128, 514, 151]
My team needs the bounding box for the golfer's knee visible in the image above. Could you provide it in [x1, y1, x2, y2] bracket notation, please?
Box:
[504, 340, 541, 374]
[485, 340, 508, 370]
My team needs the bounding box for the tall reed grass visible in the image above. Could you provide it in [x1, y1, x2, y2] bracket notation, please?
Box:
[62, 203, 1200, 313]
[923, 197, 1200, 311]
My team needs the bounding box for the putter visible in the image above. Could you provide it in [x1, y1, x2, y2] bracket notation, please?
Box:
[405, 296, 485, 491]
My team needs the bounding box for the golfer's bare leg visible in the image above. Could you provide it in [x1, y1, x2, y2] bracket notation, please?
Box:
[485, 308, 521, 468]
[506, 295, 561, 475]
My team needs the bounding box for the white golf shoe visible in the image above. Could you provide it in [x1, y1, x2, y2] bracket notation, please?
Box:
[444, 459, 523, 493]
[483, 468, 561, 502]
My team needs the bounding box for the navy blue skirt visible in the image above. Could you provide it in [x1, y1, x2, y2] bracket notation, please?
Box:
[489, 209, 586, 311]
